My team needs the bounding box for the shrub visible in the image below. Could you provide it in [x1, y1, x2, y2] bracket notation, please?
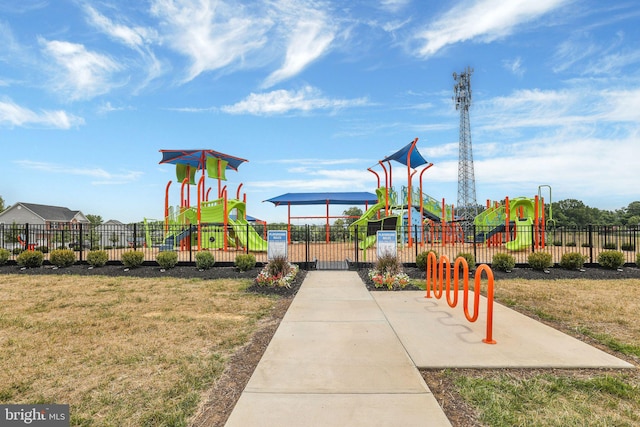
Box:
[528, 252, 553, 271]
[49, 249, 76, 268]
[492, 253, 515, 272]
[156, 251, 178, 269]
[603, 242, 617, 250]
[256, 256, 298, 288]
[35, 246, 49, 254]
[566, 242, 577, 247]
[368, 253, 409, 290]
[195, 251, 215, 270]
[16, 250, 44, 268]
[235, 254, 256, 271]
[621, 243, 635, 252]
[266, 255, 292, 278]
[597, 250, 624, 269]
[560, 252, 587, 270]
[121, 250, 144, 268]
[0, 248, 10, 265]
[553, 240, 563, 246]
[12, 248, 23, 255]
[637, 252, 640, 268]
[87, 250, 109, 267]
[581, 243, 591, 248]
[375, 253, 402, 276]
[455, 252, 475, 271]
[416, 250, 438, 270]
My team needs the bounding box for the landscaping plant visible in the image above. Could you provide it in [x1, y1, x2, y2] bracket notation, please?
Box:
[49, 249, 76, 268]
[16, 250, 44, 268]
[156, 251, 178, 269]
[491, 253, 515, 272]
[0, 248, 10, 265]
[255, 256, 299, 288]
[87, 250, 109, 267]
[527, 252, 552, 271]
[559, 252, 587, 270]
[368, 253, 410, 290]
[598, 250, 625, 269]
[235, 254, 256, 272]
[195, 251, 216, 270]
[121, 250, 144, 268]
[416, 250, 438, 270]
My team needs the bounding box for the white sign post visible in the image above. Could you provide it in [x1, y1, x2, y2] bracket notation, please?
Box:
[267, 230, 288, 261]
[376, 230, 397, 258]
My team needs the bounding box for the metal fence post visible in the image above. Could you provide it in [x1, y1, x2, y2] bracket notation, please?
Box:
[588, 225, 593, 263]
[79, 223, 83, 263]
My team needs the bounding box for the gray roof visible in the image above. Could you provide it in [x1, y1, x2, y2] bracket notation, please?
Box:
[19, 202, 86, 222]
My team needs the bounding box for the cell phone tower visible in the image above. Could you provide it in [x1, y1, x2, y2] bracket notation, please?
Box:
[453, 66, 478, 221]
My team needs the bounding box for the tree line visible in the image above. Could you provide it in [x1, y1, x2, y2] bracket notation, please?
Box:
[1, 196, 638, 228]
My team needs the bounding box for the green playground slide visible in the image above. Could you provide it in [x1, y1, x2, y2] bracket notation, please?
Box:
[349, 201, 386, 249]
[228, 217, 268, 252]
[505, 218, 533, 251]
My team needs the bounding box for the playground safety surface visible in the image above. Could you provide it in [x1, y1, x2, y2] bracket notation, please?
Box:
[221, 271, 634, 427]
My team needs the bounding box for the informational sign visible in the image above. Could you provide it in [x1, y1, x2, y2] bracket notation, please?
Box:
[267, 230, 288, 260]
[376, 230, 397, 258]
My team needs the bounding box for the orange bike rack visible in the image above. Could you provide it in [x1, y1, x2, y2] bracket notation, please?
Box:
[425, 252, 497, 344]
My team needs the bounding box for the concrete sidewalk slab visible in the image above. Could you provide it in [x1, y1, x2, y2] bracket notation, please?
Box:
[373, 291, 634, 369]
[225, 271, 452, 427]
[225, 393, 447, 427]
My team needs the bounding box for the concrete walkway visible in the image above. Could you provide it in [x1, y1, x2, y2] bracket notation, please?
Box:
[225, 271, 633, 426]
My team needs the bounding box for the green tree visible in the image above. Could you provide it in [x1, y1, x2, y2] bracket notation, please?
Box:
[342, 207, 363, 226]
[0, 196, 5, 212]
[86, 214, 103, 226]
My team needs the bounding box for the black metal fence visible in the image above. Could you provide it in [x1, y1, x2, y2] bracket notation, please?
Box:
[1, 222, 638, 269]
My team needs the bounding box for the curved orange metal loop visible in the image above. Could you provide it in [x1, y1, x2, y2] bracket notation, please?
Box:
[438, 255, 449, 301]
[425, 251, 438, 298]
[426, 254, 497, 345]
[451, 257, 469, 308]
[476, 264, 497, 344]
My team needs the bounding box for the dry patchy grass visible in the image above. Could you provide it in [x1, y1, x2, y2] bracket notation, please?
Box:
[494, 278, 640, 356]
[0, 274, 278, 426]
[425, 277, 640, 427]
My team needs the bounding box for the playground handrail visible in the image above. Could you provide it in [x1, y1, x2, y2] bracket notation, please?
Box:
[425, 252, 497, 344]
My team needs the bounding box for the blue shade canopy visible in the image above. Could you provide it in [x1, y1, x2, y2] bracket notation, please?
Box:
[159, 149, 248, 171]
[381, 140, 429, 168]
[265, 192, 379, 206]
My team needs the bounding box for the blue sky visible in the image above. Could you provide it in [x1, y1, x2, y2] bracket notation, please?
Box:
[1, 0, 639, 224]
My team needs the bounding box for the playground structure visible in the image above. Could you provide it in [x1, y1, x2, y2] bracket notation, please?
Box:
[345, 138, 549, 253]
[150, 149, 268, 252]
[474, 194, 548, 251]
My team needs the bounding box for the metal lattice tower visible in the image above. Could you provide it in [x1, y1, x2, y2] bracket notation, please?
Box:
[453, 67, 478, 221]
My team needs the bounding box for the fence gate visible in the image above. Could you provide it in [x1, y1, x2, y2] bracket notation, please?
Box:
[288, 225, 354, 270]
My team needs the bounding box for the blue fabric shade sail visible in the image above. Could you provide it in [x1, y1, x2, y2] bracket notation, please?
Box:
[265, 192, 379, 206]
[159, 149, 248, 172]
[381, 140, 429, 168]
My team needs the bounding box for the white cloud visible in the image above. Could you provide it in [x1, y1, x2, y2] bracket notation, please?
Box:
[15, 160, 142, 185]
[413, 0, 569, 58]
[84, 5, 156, 49]
[39, 38, 122, 100]
[84, 5, 164, 91]
[262, 2, 336, 88]
[150, 0, 271, 83]
[221, 85, 369, 115]
[503, 56, 525, 76]
[0, 98, 84, 129]
[379, 0, 411, 13]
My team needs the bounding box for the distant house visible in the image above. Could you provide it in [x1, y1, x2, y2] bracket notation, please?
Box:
[95, 219, 133, 248]
[0, 202, 90, 227]
[0, 202, 90, 248]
